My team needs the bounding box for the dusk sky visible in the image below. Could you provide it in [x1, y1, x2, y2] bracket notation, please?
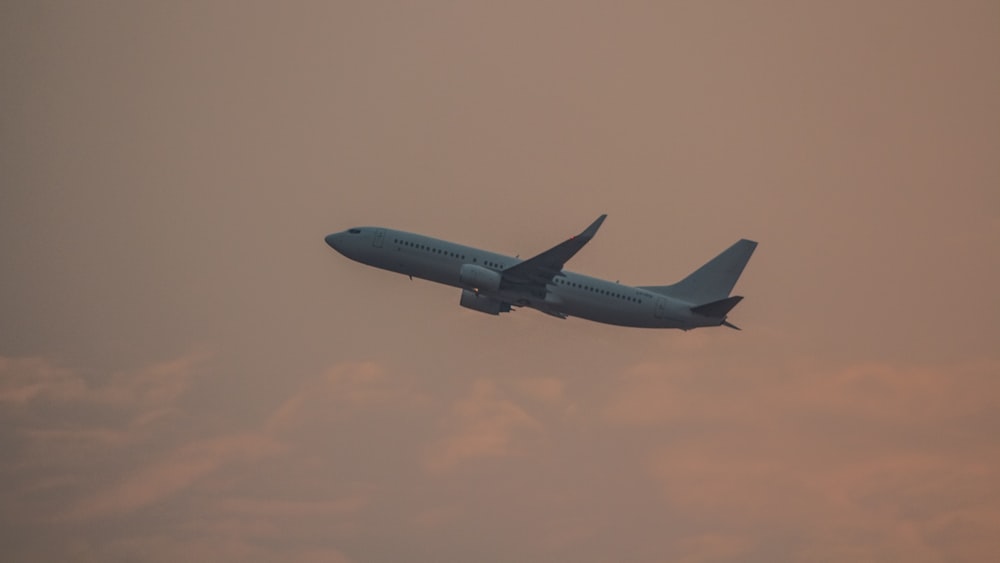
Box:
[2, 2, 998, 561]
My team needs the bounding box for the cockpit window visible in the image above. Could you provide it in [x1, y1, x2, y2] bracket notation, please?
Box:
[348, 228, 362, 234]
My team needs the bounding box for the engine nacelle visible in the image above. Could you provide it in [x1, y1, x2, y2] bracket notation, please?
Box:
[458, 264, 502, 292]
[459, 289, 511, 315]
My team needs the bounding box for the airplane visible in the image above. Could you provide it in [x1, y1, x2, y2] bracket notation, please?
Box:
[324, 215, 757, 330]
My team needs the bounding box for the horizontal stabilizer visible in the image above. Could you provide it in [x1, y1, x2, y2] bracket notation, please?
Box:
[691, 295, 743, 318]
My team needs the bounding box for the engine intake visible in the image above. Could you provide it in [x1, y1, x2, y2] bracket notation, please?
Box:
[459, 289, 511, 315]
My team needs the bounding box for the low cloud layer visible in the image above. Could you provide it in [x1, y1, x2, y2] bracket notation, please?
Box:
[3, 352, 997, 561]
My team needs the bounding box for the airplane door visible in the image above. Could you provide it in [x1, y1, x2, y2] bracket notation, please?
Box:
[654, 298, 668, 319]
[372, 229, 385, 248]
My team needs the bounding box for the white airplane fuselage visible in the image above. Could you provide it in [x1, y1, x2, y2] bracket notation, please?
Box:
[325, 226, 725, 329]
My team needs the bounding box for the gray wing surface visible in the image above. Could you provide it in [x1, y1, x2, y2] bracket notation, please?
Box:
[501, 214, 606, 293]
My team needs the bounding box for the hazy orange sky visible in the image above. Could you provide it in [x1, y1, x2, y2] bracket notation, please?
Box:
[2, 2, 998, 561]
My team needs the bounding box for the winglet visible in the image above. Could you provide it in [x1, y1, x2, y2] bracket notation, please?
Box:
[578, 214, 607, 240]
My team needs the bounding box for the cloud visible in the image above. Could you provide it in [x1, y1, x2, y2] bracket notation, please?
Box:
[67, 534, 355, 563]
[618, 359, 1000, 561]
[0, 356, 84, 404]
[424, 379, 541, 472]
[214, 495, 369, 520]
[0, 353, 205, 408]
[603, 360, 707, 425]
[1, 353, 211, 497]
[263, 360, 430, 438]
[2, 355, 389, 560]
[511, 376, 567, 405]
[5, 350, 999, 562]
[1, 353, 286, 527]
[52, 359, 416, 522]
[62, 432, 283, 520]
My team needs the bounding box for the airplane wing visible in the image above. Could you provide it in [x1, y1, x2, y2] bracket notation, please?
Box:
[501, 214, 607, 291]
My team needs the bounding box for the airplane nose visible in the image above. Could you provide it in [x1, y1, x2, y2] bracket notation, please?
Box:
[324, 232, 341, 250]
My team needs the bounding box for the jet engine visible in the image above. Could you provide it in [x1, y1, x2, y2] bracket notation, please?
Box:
[459, 289, 511, 315]
[458, 264, 502, 292]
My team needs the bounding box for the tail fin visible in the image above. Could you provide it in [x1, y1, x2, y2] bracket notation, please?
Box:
[640, 239, 757, 304]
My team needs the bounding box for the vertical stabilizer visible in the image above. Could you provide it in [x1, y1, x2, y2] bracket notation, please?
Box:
[640, 239, 757, 304]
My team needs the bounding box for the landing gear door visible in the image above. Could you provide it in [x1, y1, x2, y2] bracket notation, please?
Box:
[373, 229, 385, 248]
